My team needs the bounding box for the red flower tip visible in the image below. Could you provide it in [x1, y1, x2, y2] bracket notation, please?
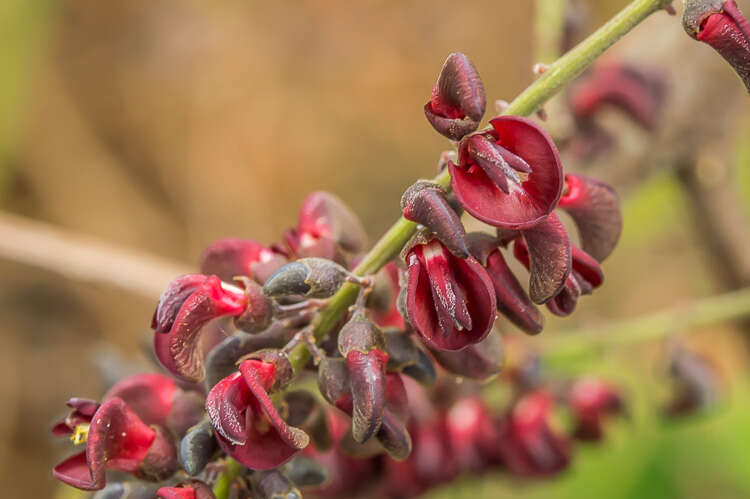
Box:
[52, 398, 177, 491]
[569, 378, 625, 441]
[298, 191, 368, 254]
[686, 0, 750, 91]
[205, 356, 309, 470]
[450, 116, 563, 229]
[498, 391, 571, 477]
[559, 173, 622, 262]
[157, 480, 215, 499]
[200, 238, 286, 285]
[545, 245, 604, 317]
[569, 63, 666, 129]
[405, 238, 496, 351]
[513, 213, 572, 305]
[152, 274, 247, 382]
[424, 52, 486, 140]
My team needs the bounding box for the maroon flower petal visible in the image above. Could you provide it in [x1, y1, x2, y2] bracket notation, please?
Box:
[558, 174, 622, 262]
[153, 275, 247, 382]
[406, 240, 496, 351]
[429, 330, 503, 382]
[205, 372, 252, 445]
[103, 373, 178, 428]
[52, 452, 99, 491]
[546, 245, 603, 317]
[298, 191, 367, 254]
[151, 275, 207, 333]
[513, 213, 572, 304]
[485, 249, 544, 334]
[450, 116, 562, 229]
[200, 238, 286, 285]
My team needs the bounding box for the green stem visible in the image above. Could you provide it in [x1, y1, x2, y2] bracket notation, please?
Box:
[542, 287, 750, 363]
[212, 458, 243, 498]
[287, 0, 672, 372]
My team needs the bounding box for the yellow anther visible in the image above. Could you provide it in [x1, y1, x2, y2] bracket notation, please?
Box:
[71, 423, 90, 445]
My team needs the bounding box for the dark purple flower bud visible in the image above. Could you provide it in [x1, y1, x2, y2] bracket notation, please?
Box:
[92, 481, 162, 499]
[205, 352, 309, 469]
[568, 378, 625, 441]
[404, 237, 496, 351]
[250, 470, 301, 499]
[52, 398, 178, 490]
[338, 314, 389, 443]
[424, 52, 486, 140]
[263, 258, 353, 299]
[429, 330, 503, 382]
[512, 213, 572, 304]
[180, 419, 218, 476]
[200, 238, 286, 285]
[152, 275, 248, 382]
[684, 0, 750, 92]
[401, 181, 469, 258]
[450, 116, 563, 229]
[157, 480, 215, 499]
[401, 347, 437, 386]
[569, 63, 666, 129]
[665, 345, 722, 417]
[284, 455, 329, 488]
[558, 174, 622, 262]
[497, 391, 571, 477]
[468, 232, 544, 334]
[544, 245, 604, 317]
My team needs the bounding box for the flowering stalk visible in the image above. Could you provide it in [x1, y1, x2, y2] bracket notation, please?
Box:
[287, 0, 675, 373]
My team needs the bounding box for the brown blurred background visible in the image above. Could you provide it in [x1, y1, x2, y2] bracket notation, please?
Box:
[1, 1, 749, 498]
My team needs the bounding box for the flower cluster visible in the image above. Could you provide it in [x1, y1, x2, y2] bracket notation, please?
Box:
[51, 53, 628, 498]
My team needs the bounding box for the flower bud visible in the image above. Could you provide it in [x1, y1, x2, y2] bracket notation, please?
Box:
[424, 52, 486, 140]
[401, 181, 469, 258]
[338, 314, 389, 443]
[180, 419, 218, 476]
[263, 258, 351, 299]
[284, 456, 329, 488]
[233, 278, 273, 333]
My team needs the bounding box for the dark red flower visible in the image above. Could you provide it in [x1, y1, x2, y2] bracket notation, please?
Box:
[444, 396, 499, 473]
[449, 116, 563, 229]
[424, 52, 486, 140]
[52, 398, 177, 490]
[684, 0, 750, 92]
[205, 352, 309, 470]
[103, 373, 203, 438]
[281, 191, 367, 261]
[568, 378, 625, 441]
[558, 173, 622, 262]
[467, 232, 543, 334]
[200, 238, 286, 285]
[497, 391, 571, 477]
[157, 480, 215, 499]
[569, 63, 666, 129]
[152, 274, 248, 382]
[405, 238, 496, 351]
[51, 398, 99, 438]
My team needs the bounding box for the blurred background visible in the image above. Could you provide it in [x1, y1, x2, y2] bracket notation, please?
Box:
[1, 0, 749, 497]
